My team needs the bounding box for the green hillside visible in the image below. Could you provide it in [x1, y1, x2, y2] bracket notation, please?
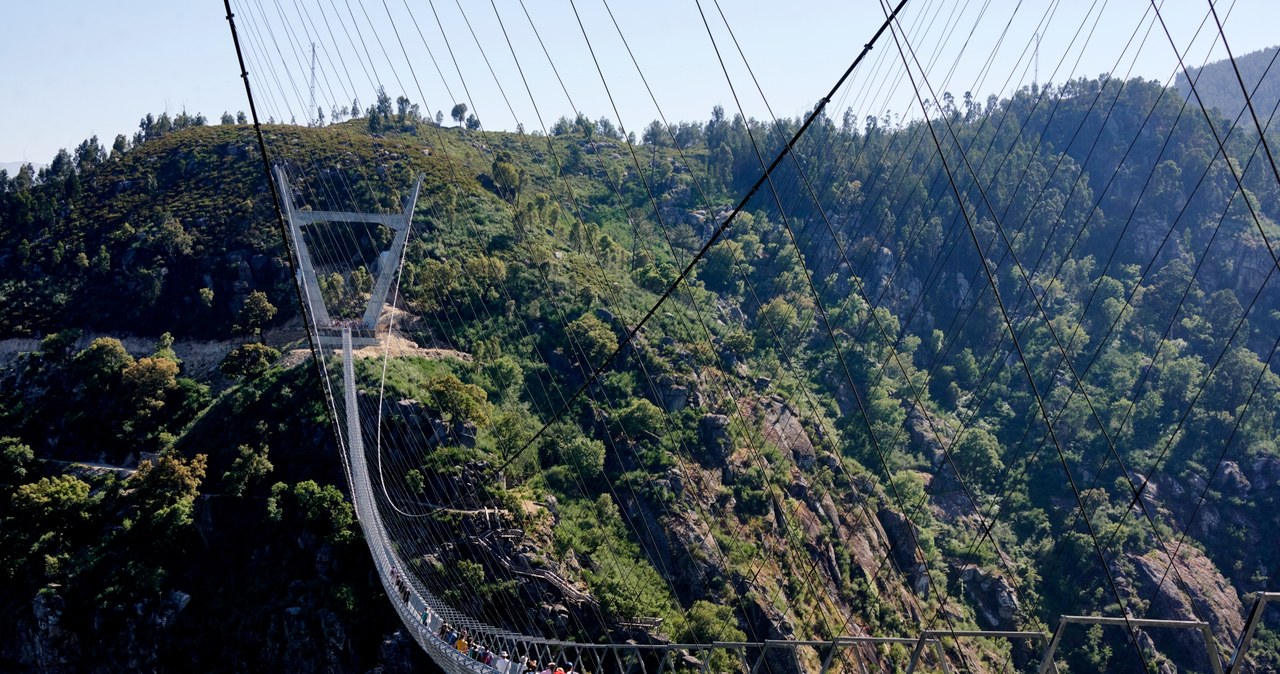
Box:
[2, 74, 1280, 672]
[1177, 45, 1280, 118]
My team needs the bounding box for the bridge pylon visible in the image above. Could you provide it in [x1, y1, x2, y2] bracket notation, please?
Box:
[274, 166, 422, 347]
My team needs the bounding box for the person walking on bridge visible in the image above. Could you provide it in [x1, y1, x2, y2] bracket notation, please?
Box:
[491, 650, 511, 674]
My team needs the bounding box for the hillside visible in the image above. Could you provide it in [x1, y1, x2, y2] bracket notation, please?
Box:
[1, 74, 1279, 673]
[1176, 45, 1280, 118]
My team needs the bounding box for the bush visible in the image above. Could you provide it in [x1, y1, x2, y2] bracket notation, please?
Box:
[220, 343, 280, 379]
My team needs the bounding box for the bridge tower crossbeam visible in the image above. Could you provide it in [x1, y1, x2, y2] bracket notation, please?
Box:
[274, 167, 421, 347]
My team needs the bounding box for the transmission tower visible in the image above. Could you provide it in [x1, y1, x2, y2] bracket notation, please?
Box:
[307, 42, 317, 126]
[1034, 32, 1041, 88]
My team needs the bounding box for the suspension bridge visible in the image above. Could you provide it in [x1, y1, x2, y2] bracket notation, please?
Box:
[222, 0, 1280, 671]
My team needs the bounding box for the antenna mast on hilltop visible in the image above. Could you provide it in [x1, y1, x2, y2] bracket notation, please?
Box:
[307, 42, 317, 126]
[1034, 32, 1041, 88]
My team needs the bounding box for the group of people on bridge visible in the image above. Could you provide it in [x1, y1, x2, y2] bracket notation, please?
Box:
[431, 621, 577, 674]
[392, 566, 581, 674]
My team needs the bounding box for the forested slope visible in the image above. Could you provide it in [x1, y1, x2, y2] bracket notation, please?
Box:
[1, 73, 1279, 672]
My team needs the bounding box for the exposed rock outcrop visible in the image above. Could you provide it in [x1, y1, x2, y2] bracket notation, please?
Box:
[877, 507, 930, 598]
[17, 587, 79, 674]
[760, 400, 817, 471]
[698, 414, 732, 465]
[956, 565, 1020, 630]
[1128, 548, 1245, 673]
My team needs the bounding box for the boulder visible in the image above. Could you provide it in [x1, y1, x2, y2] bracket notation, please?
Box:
[663, 385, 689, 412]
[698, 414, 732, 462]
[376, 629, 419, 674]
[957, 564, 1019, 629]
[453, 419, 478, 448]
[761, 402, 816, 471]
[1248, 456, 1280, 491]
[1221, 461, 1250, 493]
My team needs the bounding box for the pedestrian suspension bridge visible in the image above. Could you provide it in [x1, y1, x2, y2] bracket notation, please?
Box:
[223, 0, 1280, 671]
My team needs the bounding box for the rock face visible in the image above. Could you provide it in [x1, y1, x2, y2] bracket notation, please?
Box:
[663, 385, 688, 412]
[904, 404, 947, 470]
[1128, 548, 1246, 673]
[760, 401, 816, 471]
[370, 630, 419, 673]
[877, 508, 930, 598]
[1220, 461, 1250, 493]
[278, 605, 352, 674]
[698, 414, 732, 463]
[18, 587, 79, 674]
[957, 565, 1020, 630]
[1248, 456, 1280, 491]
[11, 583, 203, 674]
[387, 398, 476, 448]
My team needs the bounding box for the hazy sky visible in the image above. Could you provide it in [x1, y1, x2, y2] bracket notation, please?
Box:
[2, 1, 1275, 165]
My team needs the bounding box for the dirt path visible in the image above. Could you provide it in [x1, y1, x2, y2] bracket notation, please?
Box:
[282, 331, 472, 369]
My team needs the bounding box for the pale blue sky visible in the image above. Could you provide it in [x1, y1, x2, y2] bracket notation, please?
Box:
[2, 1, 1275, 165]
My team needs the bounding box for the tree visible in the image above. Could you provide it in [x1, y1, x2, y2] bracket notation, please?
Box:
[558, 435, 606, 481]
[223, 444, 273, 497]
[492, 158, 522, 202]
[0, 437, 34, 490]
[40, 328, 82, 363]
[954, 348, 980, 388]
[235, 290, 277, 338]
[129, 452, 206, 510]
[152, 217, 193, 258]
[484, 356, 523, 401]
[465, 114, 481, 131]
[74, 337, 134, 392]
[701, 238, 746, 292]
[154, 332, 178, 361]
[568, 218, 591, 252]
[122, 356, 180, 417]
[722, 330, 754, 356]
[268, 480, 355, 543]
[512, 204, 538, 242]
[320, 271, 354, 316]
[450, 102, 468, 127]
[220, 343, 280, 379]
[566, 314, 618, 368]
[598, 233, 623, 266]
[12, 475, 92, 531]
[125, 452, 208, 540]
[491, 407, 538, 479]
[220, 112, 235, 125]
[616, 398, 664, 440]
[952, 427, 1004, 492]
[574, 113, 595, 140]
[423, 373, 491, 425]
[679, 601, 746, 672]
[350, 265, 373, 297]
[1137, 259, 1200, 342]
[74, 136, 106, 172]
[642, 120, 667, 146]
[405, 468, 425, 494]
[755, 296, 801, 348]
